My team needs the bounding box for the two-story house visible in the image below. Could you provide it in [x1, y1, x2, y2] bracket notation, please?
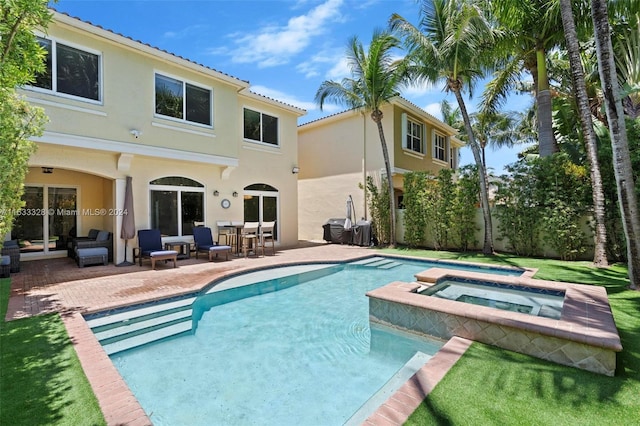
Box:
[297, 97, 463, 241]
[12, 10, 305, 263]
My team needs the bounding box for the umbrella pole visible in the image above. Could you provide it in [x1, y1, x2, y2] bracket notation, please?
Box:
[116, 239, 134, 267]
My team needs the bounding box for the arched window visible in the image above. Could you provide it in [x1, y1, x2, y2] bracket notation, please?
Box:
[150, 176, 204, 236]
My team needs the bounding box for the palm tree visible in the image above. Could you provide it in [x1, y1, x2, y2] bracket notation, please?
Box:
[482, 0, 565, 157]
[559, 0, 609, 267]
[441, 100, 526, 169]
[612, 12, 640, 118]
[315, 30, 408, 246]
[391, 0, 496, 254]
[591, 0, 640, 289]
[471, 110, 524, 169]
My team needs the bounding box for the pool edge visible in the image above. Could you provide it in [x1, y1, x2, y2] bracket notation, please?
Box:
[361, 336, 472, 426]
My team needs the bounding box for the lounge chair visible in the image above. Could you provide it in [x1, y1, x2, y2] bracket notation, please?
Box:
[193, 227, 232, 261]
[136, 229, 177, 269]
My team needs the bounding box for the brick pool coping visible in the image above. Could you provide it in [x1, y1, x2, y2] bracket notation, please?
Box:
[5, 246, 619, 424]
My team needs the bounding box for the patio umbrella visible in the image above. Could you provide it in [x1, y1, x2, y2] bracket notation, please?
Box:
[117, 176, 135, 267]
[344, 195, 353, 230]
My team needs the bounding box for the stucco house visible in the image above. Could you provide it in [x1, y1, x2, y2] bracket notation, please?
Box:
[297, 97, 463, 241]
[11, 10, 305, 263]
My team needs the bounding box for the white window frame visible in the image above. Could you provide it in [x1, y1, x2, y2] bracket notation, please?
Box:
[27, 36, 103, 104]
[433, 132, 448, 163]
[154, 72, 213, 128]
[243, 107, 280, 146]
[149, 181, 205, 237]
[402, 113, 424, 154]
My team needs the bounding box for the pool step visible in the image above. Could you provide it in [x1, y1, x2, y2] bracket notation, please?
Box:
[102, 322, 193, 355]
[350, 257, 402, 269]
[351, 257, 401, 269]
[344, 351, 434, 425]
[85, 297, 196, 355]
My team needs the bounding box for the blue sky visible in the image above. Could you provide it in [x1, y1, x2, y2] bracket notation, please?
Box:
[51, 0, 534, 173]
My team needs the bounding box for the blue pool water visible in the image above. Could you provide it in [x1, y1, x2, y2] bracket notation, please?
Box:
[108, 258, 523, 425]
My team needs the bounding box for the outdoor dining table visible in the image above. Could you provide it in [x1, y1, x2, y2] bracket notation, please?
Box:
[227, 222, 245, 255]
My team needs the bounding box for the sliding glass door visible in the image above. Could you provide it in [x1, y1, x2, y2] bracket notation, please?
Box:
[243, 184, 279, 240]
[12, 186, 77, 254]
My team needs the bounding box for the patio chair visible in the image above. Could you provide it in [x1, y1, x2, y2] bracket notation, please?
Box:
[193, 227, 232, 261]
[260, 221, 276, 255]
[240, 222, 262, 258]
[136, 229, 177, 270]
[216, 221, 234, 246]
[74, 230, 113, 262]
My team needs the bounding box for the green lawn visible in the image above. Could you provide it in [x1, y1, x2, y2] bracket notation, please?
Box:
[377, 248, 640, 425]
[1, 251, 638, 425]
[0, 278, 105, 426]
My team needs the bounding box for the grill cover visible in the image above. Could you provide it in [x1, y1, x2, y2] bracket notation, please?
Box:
[322, 218, 351, 244]
[351, 220, 372, 246]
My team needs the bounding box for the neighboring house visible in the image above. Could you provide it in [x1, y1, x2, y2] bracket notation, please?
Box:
[11, 10, 305, 263]
[297, 97, 463, 241]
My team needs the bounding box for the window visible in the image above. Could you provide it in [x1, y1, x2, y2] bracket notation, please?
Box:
[150, 177, 204, 236]
[406, 117, 423, 153]
[433, 133, 447, 162]
[243, 108, 278, 145]
[32, 37, 100, 101]
[155, 74, 212, 126]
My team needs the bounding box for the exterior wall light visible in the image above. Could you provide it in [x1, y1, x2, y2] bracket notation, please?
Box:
[213, 190, 219, 196]
[292, 166, 300, 174]
[232, 191, 238, 197]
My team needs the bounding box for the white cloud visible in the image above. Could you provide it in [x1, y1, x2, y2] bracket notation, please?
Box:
[402, 80, 441, 97]
[326, 56, 351, 80]
[423, 103, 443, 120]
[221, 0, 345, 68]
[296, 46, 344, 79]
[249, 85, 317, 111]
[163, 25, 208, 40]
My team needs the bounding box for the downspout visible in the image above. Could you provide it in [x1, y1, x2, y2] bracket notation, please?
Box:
[362, 113, 367, 220]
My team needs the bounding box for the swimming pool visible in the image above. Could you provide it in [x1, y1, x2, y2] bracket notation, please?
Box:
[103, 257, 524, 425]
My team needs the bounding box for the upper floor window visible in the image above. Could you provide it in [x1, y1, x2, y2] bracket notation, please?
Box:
[155, 74, 212, 126]
[433, 133, 447, 162]
[32, 37, 100, 102]
[406, 117, 423, 153]
[243, 108, 278, 145]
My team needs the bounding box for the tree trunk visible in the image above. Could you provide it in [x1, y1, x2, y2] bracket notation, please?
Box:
[592, 0, 640, 289]
[372, 109, 396, 247]
[453, 88, 493, 254]
[560, 0, 609, 267]
[536, 47, 559, 157]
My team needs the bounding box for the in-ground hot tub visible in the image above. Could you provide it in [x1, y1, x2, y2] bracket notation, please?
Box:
[419, 276, 565, 319]
[366, 268, 622, 376]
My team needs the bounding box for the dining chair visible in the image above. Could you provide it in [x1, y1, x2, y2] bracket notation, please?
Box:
[216, 221, 233, 246]
[240, 222, 262, 258]
[260, 221, 276, 255]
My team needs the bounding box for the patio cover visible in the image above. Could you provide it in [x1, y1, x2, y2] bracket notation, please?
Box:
[117, 176, 135, 266]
